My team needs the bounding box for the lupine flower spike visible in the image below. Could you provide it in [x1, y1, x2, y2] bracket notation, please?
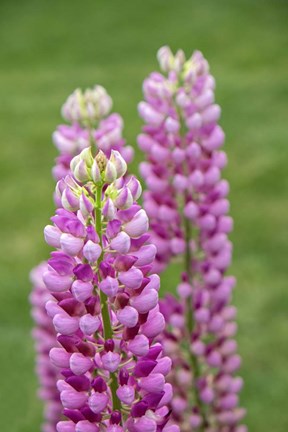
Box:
[31, 85, 134, 432]
[43, 147, 179, 432]
[138, 46, 247, 432]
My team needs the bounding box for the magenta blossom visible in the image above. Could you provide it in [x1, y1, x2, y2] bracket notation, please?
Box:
[138, 46, 246, 432]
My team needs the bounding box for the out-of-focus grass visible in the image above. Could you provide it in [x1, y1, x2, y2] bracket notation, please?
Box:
[0, 1, 287, 430]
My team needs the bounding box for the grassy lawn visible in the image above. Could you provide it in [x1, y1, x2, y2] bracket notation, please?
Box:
[0, 0, 288, 430]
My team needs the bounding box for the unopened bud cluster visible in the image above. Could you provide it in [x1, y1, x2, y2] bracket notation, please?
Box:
[53, 86, 133, 181]
[138, 46, 246, 431]
[61, 86, 112, 126]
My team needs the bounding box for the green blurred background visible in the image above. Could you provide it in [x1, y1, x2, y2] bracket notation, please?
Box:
[0, 0, 288, 430]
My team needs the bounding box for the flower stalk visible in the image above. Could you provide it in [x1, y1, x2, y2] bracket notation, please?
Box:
[95, 183, 121, 413]
[95, 184, 112, 341]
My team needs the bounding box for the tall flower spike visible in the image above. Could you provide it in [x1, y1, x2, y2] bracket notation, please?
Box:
[30, 85, 135, 432]
[43, 147, 179, 432]
[138, 46, 246, 432]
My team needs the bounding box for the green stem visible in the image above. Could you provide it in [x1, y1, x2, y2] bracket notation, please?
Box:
[95, 185, 121, 413]
[110, 373, 121, 412]
[183, 210, 208, 430]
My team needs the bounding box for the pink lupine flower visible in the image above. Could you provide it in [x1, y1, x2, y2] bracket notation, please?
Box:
[30, 85, 135, 432]
[43, 148, 179, 431]
[138, 46, 246, 431]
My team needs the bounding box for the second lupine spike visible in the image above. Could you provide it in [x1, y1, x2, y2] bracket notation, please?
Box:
[138, 46, 247, 432]
[43, 147, 179, 432]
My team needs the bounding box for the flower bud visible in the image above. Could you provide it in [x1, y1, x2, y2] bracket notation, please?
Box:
[102, 198, 117, 220]
[130, 289, 158, 314]
[73, 263, 94, 281]
[158, 382, 173, 408]
[138, 102, 164, 126]
[118, 267, 143, 289]
[131, 244, 157, 267]
[80, 193, 94, 217]
[71, 280, 93, 302]
[102, 352, 120, 372]
[126, 176, 142, 200]
[157, 45, 174, 72]
[184, 202, 199, 221]
[88, 392, 109, 414]
[83, 240, 102, 263]
[152, 356, 172, 376]
[60, 233, 84, 256]
[128, 335, 149, 356]
[57, 421, 76, 432]
[172, 174, 187, 192]
[200, 387, 214, 404]
[61, 187, 80, 212]
[110, 232, 131, 254]
[202, 125, 225, 151]
[79, 314, 101, 335]
[73, 159, 90, 183]
[110, 150, 127, 178]
[104, 160, 117, 183]
[114, 187, 133, 210]
[163, 426, 180, 432]
[44, 225, 61, 248]
[91, 159, 101, 184]
[60, 389, 88, 409]
[139, 373, 165, 393]
[116, 385, 135, 405]
[49, 348, 71, 368]
[75, 420, 99, 432]
[117, 306, 139, 328]
[141, 312, 165, 338]
[123, 209, 149, 238]
[91, 376, 107, 393]
[53, 314, 79, 335]
[177, 282, 192, 299]
[99, 276, 119, 297]
[43, 271, 73, 292]
[134, 416, 157, 432]
[70, 352, 93, 375]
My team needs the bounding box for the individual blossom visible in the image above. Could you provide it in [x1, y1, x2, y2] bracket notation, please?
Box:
[43, 148, 179, 432]
[30, 85, 134, 431]
[30, 263, 62, 432]
[138, 46, 246, 431]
